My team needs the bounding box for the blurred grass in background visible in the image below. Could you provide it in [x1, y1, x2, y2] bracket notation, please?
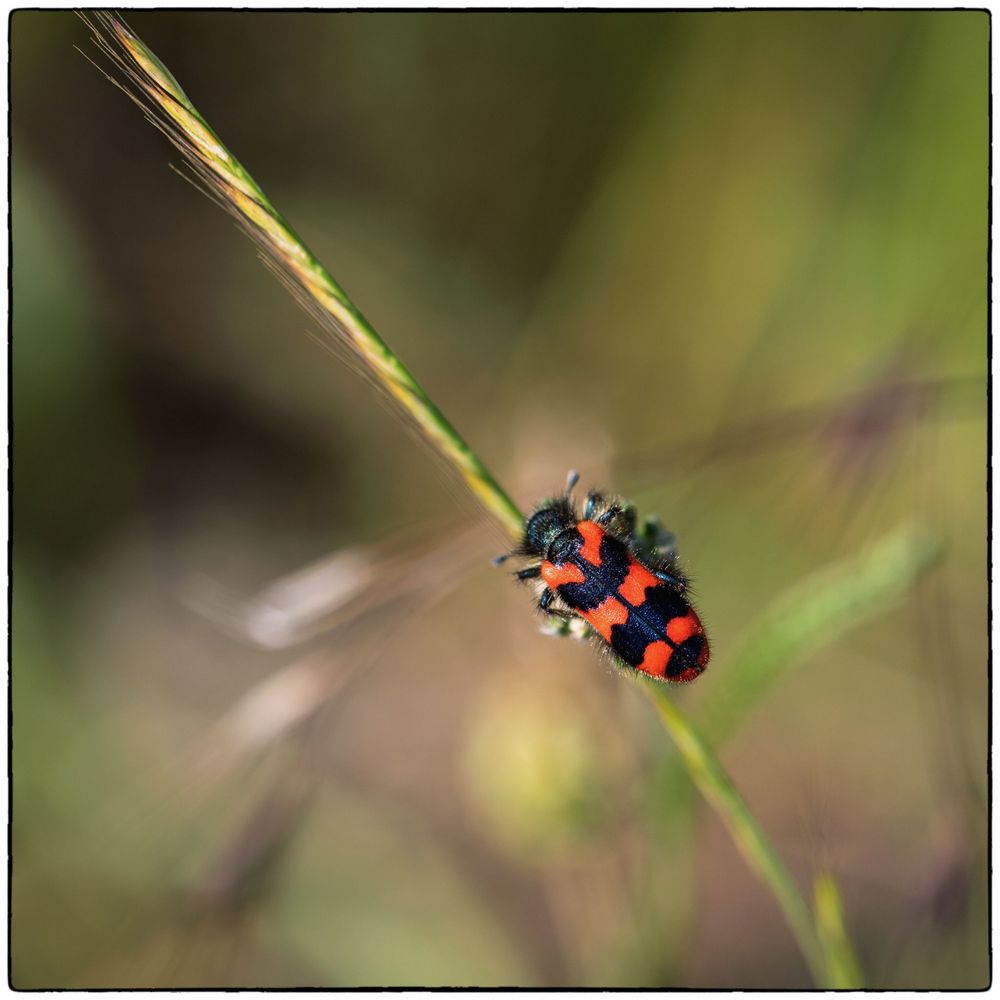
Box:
[11, 9, 988, 988]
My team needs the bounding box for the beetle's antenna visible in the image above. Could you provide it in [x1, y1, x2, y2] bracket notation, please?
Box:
[565, 469, 580, 495]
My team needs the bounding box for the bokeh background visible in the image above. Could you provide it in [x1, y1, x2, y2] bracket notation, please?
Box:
[11, 9, 989, 988]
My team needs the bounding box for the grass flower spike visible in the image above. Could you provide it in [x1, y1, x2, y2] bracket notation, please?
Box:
[82, 12, 524, 542]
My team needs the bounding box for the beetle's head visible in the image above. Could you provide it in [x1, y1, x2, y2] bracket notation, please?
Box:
[523, 499, 576, 558]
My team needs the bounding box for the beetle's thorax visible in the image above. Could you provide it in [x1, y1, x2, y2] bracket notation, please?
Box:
[545, 525, 583, 565]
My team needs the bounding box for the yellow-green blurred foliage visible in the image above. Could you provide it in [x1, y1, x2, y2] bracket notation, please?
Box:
[12, 10, 987, 988]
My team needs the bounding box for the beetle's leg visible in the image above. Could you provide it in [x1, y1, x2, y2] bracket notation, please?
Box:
[595, 501, 623, 526]
[540, 588, 572, 627]
[583, 490, 603, 520]
[654, 568, 688, 591]
[538, 587, 571, 618]
[596, 502, 637, 536]
[538, 588, 580, 637]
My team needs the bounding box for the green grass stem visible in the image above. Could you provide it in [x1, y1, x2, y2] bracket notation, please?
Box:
[814, 871, 865, 988]
[642, 680, 828, 985]
[640, 525, 937, 985]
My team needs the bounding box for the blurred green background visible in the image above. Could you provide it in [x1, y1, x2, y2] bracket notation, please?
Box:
[11, 9, 988, 988]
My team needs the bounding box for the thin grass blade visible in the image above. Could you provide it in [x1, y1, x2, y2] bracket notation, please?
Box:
[699, 523, 942, 747]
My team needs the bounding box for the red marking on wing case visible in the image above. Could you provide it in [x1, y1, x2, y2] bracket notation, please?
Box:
[541, 561, 586, 588]
[581, 595, 629, 642]
[666, 612, 700, 645]
[618, 559, 660, 606]
[637, 641, 671, 678]
[577, 520, 605, 566]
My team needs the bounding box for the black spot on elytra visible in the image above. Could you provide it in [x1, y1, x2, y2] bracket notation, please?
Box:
[555, 529, 631, 611]
[596, 534, 630, 589]
[666, 634, 705, 678]
[609, 617, 648, 667]
[642, 583, 691, 628]
[557, 571, 609, 612]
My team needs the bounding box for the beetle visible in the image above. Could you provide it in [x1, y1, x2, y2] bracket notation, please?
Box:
[497, 472, 709, 683]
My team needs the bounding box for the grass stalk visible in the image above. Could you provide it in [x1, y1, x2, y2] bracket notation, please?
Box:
[84, 13, 856, 985]
[814, 870, 864, 988]
[642, 680, 828, 985]
[640, 524, 938, 984]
